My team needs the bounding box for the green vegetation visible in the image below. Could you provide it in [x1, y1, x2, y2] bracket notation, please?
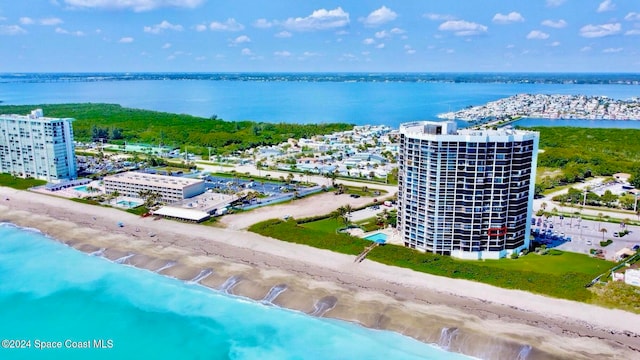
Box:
[70, 198, 103, 206]
[125, 206, 149, 216]
[0, 104, 353, 156]
[591, 281, 640, 313]
[250, 218, 609, 302]
[250, 219, 369, 256]
[600, 239, 613, 247]
[0, 174, 46, 190]
[528, 127, 640, 193]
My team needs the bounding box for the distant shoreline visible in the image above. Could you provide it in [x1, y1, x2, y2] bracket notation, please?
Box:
[2, 72, 640, 85]
[439, 94, 640, 122]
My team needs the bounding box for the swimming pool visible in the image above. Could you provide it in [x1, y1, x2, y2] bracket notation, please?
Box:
[116, 200, 142, 208]
[364, 233, 387, 244]
[74, 185, 90, 193]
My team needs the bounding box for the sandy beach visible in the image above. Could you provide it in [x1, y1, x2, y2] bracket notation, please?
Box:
[1, 186, 639, 360]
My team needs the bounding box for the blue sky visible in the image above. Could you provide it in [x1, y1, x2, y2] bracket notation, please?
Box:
[1, 0, 639, 72]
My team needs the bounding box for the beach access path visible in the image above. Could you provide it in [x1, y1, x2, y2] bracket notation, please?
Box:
[1, 186, 639, 359]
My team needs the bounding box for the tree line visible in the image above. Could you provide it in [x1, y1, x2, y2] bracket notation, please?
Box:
[0, 104, 353, 156]
[527, 126, 640, 194]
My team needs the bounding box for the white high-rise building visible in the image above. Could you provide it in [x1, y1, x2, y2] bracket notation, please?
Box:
[397, 121, 539, 260]
[0, 109, 77, 182]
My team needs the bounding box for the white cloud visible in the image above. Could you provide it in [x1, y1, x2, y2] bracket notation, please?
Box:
[241, 48, 253, 56]
[374, 30, 388, 39]
[274, 50, 291, 57]
[20, 17, 63, 26]
[194, 24, 207, 32]
[282, 7, 349, 31]
[275, 31, 292, 38]
[63, 0, 204, 12]
[406, 48, 416, 55]
[603, 47, 623, 53]
[209, 18, 244, 32]
[506, 44, 515, 48]
[375, 43, 385, 49]
[55, 27, 84, 36]
[625, 12, 640, 21]
[580, 46, 592, 52]
[119, 36, 134, 43]
[195, 56, 206, 61]
[438, 20, 488, 36]
[253, 19, 272, 28]
[423, 13, 455, 21]
[40, 17, 63, 26]
[19, 17, 34, 25]
[526, 30, 550, 40]
[541, 19, 567, 28]
[302, 51, 320, 57]
[579, 23, 621, 38]
[363, 6, 397, 26]
[363, 38, 375, 45]
[492, 12, 524, 24]
[0, 25, 27, 35]
[390, 27, 405, 34]
[144, 20, 183, 34]
[546, 0, 566, 7]
[625, 29, 640, 36]
[550, 41, 561, 46]
[230, 35, 251, 45]
[597, 0, 615, 13]
[162, 43, 171, 49]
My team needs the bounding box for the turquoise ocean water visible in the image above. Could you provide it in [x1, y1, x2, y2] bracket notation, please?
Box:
[0, 224, 472, 360]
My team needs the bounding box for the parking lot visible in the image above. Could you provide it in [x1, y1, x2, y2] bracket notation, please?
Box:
[532, 215, 640, 261]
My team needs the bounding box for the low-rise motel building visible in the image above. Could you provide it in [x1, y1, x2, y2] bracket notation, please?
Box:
[103, 171, 205, 203]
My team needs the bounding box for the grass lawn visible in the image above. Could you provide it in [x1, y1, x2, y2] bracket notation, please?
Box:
[0, 174, 47, 190]
[476, 251, 610, 276]
[300, 217, 343, 234]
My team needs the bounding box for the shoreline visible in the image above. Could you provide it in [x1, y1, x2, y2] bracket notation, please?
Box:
[1, 187, 639, 359]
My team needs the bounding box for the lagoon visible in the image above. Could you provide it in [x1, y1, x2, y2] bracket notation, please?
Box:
[1, 73, 639, 128]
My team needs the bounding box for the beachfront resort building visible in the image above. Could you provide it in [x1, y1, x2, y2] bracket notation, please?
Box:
[397, 121, 539, 260]
[103, 171, 205, 203]
[0, 109, 77, 181]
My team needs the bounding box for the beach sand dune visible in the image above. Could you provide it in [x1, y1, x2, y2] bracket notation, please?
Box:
[0, 186, 638, 360]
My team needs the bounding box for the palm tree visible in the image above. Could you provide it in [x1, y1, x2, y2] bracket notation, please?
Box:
[597, 212, 603, 230]
[337, 205, 353, 226]
[303, 170, 311, 185]
[600, 227, 608, 241]
[111, 190, 120, 205]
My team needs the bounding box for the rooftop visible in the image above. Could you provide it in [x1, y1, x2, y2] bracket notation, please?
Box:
[400, 120, 537, 139]
[104, 171, 203, 190]
[0, 109, 71, 122]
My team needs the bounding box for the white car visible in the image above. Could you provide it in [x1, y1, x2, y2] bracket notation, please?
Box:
[586, 240, 592, 246]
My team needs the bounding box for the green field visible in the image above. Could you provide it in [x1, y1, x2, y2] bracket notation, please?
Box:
[0, 174, 46, 190]
[250, 217, 612, 302]
[476, 250, 610, 276]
